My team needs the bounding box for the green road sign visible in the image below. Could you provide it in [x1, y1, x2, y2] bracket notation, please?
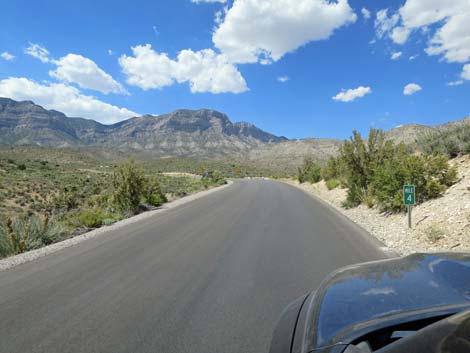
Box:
[403, 185, 415, 205]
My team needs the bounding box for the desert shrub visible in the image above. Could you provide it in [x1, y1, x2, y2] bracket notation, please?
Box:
[423, 225, 445, 243]
[325, 179, 340, 190]
[102, 218, 118, 226]
[51, 185, 80, 211]
[371, 153, 456, 212]
[17, 163, 26, 170]
[337, 129, 458, 213]
[321, 156, 347, 183]
[340, 129, 396, 206]
[360, 187, 375, 208]
[111, 160, 146, 214]
[0, 215, 66, 257]
[298, 157, 322, 184]
[86, 193, 110, 209]
[342, 182, 363, 209]
[418, 123, 470, 157]
[143, 177, 167, 207]
[202, 170, 227, 187]
[78, 209, 106, 228]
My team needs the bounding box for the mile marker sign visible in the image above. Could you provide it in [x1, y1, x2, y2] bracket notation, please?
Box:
[404, 185, 415, 228]
[403, 185, 415, 205]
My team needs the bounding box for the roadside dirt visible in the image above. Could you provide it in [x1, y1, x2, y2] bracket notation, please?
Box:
[284, 155, 470, 255]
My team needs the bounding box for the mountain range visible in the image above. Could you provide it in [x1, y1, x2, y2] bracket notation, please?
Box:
[0, 97, 286, 158]
[0, 97, 468, 164]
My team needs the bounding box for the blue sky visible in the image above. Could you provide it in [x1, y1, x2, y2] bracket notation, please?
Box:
[0, 0, 469, 139]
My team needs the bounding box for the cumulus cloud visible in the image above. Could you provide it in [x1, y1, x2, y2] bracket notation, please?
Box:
[332, 86, 372, 102]
[391, 51, 402, 60]
[374, 9, 399, 39]
[50, 54, 127, 94]
[1, 52, 15, 61]
[390, 26, 411, 44]
[403, 83, 422, 95]
[361, 8, 371, 20]
[461, 64, 470, 80]
[212, 0, 357, 64]
[119, 44, 248, 94]
[277, 76, 290, 83]
[25, 43, 50, 63]
[392, 1, 470, 63]
[0, 77, 137, 124]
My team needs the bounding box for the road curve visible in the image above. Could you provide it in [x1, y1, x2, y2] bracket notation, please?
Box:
[0, 180, 387, 353]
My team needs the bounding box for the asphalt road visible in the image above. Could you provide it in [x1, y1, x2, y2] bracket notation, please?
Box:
[0, 180, 387, 353]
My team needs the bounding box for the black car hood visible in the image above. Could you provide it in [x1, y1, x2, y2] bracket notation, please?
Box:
[304, 253, 470, 350]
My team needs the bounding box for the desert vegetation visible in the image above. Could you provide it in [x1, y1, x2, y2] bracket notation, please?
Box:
[0, 149, 226, 258]
[417, 122, 470, 157]
[298, 128, 459, 213]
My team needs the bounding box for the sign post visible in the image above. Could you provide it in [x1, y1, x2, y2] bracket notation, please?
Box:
[403, 185, 415, 228]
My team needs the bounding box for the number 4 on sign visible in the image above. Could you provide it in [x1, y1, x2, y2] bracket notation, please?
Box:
[403, 185, 415, 228]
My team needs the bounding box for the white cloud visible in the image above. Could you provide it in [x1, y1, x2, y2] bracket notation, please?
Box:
[108, 49, 114, 55]
[119, 44, 248, 94]
[50, 54, 126, 94]
[361, 8, 371, 20]
[461, 64, 470, 80]
[391, 26, 410, 44]
[1, 52, 15, 61]
[333, 86, 372, 102]
[0, 77, 137, 124]
[447, 80, 464, 86]
[191, 0, 226, 3]
[391, 51, 402, 60]
[277, 76, 290, 83]
[212, 0, 357, 64]
[393, 1, 470, 63]
[375, 9, 399, 39]
[409, 54, 419, 60]
[25, 43, 50, 63]
[403, 83, 422, 95]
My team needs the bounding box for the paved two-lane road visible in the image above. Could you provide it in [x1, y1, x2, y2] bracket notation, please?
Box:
[0, 180, 387, 353]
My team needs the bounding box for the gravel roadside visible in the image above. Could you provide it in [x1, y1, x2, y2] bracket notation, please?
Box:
[0, 181, 233, 271]
[282, 155, 470, 256]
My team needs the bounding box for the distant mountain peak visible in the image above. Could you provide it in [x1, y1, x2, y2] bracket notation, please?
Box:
[0, 98, 286, 157]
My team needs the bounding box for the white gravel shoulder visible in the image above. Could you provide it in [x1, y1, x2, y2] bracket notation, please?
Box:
[0, 181, 233, 272]
[282, 155, 470, 256]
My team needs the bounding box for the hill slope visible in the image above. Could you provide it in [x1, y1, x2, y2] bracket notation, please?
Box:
[0, 98, 286, 157]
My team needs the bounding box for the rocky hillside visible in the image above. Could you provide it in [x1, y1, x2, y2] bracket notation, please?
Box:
[384, 117, 470, 145]
[1, 97, 468, 164]
[0, 98, 286, 157]
[245, 138, 343, 170]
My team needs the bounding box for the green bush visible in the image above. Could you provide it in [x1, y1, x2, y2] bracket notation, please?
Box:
[298, 157, 322, 184]
[325, 179, 340, 190]
[144, 177, 167, 207]
[334, 129, 458, 213]
[78, 209, 106, 228]
[202, 170, 227, 187]
[111, 160, 146, 214]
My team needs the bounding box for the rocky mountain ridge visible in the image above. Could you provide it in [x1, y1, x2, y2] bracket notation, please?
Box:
[1, 97, 468, 162]
[0, 98, 286, 157]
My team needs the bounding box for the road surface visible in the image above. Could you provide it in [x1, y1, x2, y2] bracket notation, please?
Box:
[0, 180, 387, 353]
